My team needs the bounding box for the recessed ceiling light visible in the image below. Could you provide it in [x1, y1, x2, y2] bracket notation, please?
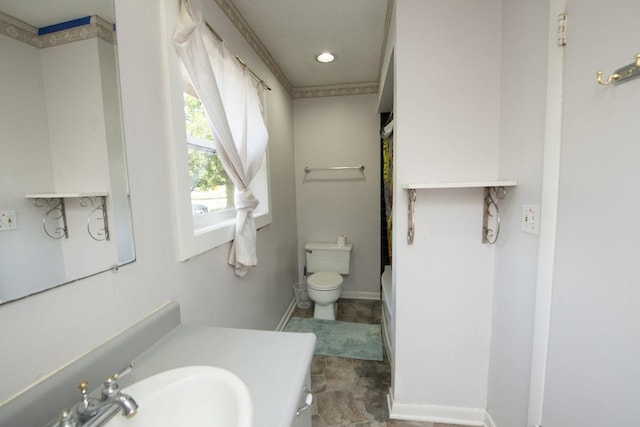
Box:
[316, 52, 335, 63]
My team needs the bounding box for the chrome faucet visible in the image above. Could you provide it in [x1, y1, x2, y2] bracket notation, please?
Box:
[44, 364, 138, 427]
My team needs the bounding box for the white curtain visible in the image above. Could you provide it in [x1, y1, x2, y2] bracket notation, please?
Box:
[173, 0, 269, 277]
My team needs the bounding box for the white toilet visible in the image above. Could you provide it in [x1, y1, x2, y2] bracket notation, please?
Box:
[305, 242, 353, 320]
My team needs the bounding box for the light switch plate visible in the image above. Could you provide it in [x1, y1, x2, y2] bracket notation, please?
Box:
[522, 205, 540, 235]
[0, 211, 17, 231]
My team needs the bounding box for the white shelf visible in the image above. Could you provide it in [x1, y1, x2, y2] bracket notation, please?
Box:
[26, 192, 108, 199]
[402, 180, 517, 190]
[403, 180, 517, 245]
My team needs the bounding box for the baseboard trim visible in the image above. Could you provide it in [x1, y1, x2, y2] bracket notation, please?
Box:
[386, 388, 486, 426]
[275, 297, 297, 331]
[277, 291, 380, 331]
[485, 411, 497, 427]
[341, 290, 380, 300]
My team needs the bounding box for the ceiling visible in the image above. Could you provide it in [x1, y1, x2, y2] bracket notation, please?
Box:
[0, 0, 391, 95]
[229, 0, 390, 89]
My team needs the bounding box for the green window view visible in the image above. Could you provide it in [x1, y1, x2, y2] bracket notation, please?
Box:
[183, 93, 235, 215]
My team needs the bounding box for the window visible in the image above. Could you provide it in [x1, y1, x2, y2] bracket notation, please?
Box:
[184, 93, 235, 219]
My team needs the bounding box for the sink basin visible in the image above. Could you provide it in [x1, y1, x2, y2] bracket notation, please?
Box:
[106, 366, 252, 427]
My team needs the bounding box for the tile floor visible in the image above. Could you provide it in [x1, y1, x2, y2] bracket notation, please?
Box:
[289, 298, 465, 427]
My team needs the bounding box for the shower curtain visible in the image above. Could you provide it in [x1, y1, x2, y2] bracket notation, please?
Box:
[382, 117, 393, 260]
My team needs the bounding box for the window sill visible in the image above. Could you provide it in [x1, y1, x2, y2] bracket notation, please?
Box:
[178, 210, 272, 261]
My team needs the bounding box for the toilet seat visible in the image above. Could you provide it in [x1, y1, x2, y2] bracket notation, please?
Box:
[307, 272, 343, 291]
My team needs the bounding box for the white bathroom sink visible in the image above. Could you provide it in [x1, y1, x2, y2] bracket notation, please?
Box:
[105, 366, 252, 427]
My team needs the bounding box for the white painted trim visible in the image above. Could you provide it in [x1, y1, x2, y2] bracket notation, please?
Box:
[485, 410, 498, 427]
[386, 389, 394, 421]
[275, 297, 298, 331]
[381, 307, 394, 369]
[386, 387, 486, 426]
[402, 180, 516, 189]
[527, 0, 565, 425]
[341, 290, 380, 300]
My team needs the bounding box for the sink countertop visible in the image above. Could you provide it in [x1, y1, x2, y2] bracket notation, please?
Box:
[0, 302, 315, 427]
[118, 325, 316, 427]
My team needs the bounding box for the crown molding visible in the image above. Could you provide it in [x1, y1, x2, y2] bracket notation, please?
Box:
[0, 11, 38, 47]
[0, 13, 115, 48]
[39, 16, 115, 48]
[293, 82, 379, 99]
[214, 0, 294, 95]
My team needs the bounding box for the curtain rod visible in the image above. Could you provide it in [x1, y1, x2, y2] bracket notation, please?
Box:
[205, 22, 272, 91]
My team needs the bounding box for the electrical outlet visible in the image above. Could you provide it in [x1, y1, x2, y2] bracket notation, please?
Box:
[522, 205, 540, 235]
[0, 211, 17, 231]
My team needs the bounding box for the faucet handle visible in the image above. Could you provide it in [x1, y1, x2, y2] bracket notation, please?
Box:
[75, 380, 102, 421]
[43, 408, 77, 427]
[113, 362, 134, 381]
[102, 362, 134, 398]
[56, 409, 77, 427]
[77, 381, 90, 405]
[107, 362, 134, 383]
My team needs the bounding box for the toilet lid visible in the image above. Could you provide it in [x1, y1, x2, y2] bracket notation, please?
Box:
[307, 272, 343, 290]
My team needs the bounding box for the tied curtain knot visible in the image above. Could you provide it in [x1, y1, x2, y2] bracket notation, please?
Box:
[228, 188, 260, 277]
[234, 188, 259, 214]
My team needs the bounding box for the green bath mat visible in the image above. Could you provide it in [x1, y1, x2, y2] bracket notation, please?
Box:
[284, 317, 383, 361]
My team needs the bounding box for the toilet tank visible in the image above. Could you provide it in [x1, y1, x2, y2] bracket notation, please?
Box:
[305, 242, 353, 274]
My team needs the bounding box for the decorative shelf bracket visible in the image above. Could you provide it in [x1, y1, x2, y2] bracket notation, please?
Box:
[80, 195, 110, 241]
[482, 186, 506, 245]
[407, 189, 416, 244]
[26, 193, 109, 241]
[32, 197, 68, 239]
[402, 180, 516, 246]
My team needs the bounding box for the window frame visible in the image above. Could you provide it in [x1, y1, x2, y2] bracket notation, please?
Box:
[162, 3, 272, 261]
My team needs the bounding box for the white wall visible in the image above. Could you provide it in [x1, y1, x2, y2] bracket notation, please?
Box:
[42, 38, 111, 194]
[394, 0, 501, 185]
[0, 34, 66, 302]
[485, 0, 548, 425]
[294, 94, 380, 298]
[541, 0, 640, 424]
[0, 0, 298, 404]
[391, 0, 501, 419]
[42, 37, 119, 280]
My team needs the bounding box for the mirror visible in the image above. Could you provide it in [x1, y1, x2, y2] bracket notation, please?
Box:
[0, 0, 135, 304]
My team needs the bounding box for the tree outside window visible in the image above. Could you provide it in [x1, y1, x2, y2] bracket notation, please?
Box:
[184, 93, 234, 214]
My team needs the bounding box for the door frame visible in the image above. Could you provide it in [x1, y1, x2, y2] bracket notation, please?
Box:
[526, 0, 566, 425]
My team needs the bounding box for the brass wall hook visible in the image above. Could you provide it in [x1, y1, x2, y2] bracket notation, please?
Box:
[596, 71, 620, 85]
[597, 54, 640, 86]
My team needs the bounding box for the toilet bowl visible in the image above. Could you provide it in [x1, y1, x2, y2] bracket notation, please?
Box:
[307, 272, 343, 320]
[304, 241, 352, 320]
